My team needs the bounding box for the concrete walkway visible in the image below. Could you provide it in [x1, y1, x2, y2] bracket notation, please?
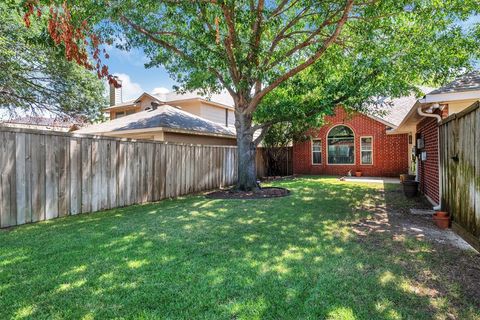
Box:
[342, 176, 401, 184]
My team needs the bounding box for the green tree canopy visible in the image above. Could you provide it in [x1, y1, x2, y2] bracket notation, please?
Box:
[21, 0, 480, 190]
[0, 1, 106, 119]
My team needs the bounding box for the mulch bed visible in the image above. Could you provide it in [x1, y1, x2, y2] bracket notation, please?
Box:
[206, 187, 290, 199]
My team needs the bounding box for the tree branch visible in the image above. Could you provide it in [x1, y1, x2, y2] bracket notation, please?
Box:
[220, 3, 241, 86]
[247, 0, 264, 67]
[265, 6, 310, 61]
[250, 68, 382, 132]
[254, 124, 271, 145]
[270, 0, 292, 18]
[264, 7, 345, 72]
[120, 15, 237, 98]
[246, 0, 355, 114]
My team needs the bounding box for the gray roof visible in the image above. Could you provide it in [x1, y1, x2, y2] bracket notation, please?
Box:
[428, 71, 480, 95]
[105, 90, 234, 110]
[76, 105, 236, 136]
[4, 116, 85, 127]
[365, 87, 434, 127]
[152, 90, 234, 107]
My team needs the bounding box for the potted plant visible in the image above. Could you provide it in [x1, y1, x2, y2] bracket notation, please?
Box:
[403, 180, 419, 197]
[355, 170, 362, 177]
[432, 211, 450, 229]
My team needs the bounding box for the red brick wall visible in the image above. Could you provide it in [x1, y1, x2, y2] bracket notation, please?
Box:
[293, 107, 409, 177]
[416, 117, 439, 204]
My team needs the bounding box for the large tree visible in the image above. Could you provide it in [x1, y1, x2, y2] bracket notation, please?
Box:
[23, 0, 479, 190]
[0, 1, 106, 119]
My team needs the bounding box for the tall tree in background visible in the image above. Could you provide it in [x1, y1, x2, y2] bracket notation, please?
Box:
[0, 2, 106, 120]
[23, 0, 479, 190]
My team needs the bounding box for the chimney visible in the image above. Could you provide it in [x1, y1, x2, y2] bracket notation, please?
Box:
[109, 76, 123, 106]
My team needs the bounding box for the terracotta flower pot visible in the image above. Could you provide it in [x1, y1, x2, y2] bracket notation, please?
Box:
[355, 171, 362, 177]
[433, 213, 450, 229]
[435, 211, 449, 218]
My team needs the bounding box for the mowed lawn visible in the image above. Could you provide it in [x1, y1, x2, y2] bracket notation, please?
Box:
[1, 177, 479, 319]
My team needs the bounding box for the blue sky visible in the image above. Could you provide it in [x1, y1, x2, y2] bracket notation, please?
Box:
[105, 14, 480, 101]
[105, 45, 177, 100]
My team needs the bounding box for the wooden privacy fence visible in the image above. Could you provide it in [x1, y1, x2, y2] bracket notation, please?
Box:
[261, 147, 293, 177]
[439, 101, 480, 250]
[0, 127, 237, 228]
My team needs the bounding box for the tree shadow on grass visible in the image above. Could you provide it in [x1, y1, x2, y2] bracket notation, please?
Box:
[352, 181, 480, 319]
[0, 176, 479, 319]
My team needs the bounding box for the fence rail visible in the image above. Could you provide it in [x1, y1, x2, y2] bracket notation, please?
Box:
[439, 101, 480, 250]
[0, 127, 237, 228]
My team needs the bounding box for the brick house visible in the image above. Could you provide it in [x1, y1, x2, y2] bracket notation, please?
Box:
[292, 91, 429, 177]
[392, 71, 480, 207]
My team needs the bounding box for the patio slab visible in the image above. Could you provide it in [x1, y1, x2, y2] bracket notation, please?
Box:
[342, 176, 401, 184]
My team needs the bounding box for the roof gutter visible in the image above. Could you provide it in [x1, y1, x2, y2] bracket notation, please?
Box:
[416, 103, 442, 123]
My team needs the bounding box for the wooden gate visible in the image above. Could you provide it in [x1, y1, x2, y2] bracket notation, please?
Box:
[439, 101, 480, 250]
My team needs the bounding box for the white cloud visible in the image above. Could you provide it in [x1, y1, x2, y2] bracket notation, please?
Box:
[152, 87, 170, 95]
[113, 73, 144, 101]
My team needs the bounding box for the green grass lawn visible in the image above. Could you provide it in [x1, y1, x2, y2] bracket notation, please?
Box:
[1, 177, 478, 319]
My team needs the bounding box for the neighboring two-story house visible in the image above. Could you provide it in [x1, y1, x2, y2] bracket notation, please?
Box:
[76, 78, 237, 145]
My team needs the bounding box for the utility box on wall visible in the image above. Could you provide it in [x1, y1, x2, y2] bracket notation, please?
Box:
[416, 137, 425, 149]
[421, 151, 427, 161]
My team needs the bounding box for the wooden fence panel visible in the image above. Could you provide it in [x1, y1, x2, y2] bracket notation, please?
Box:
[30, 134, 45, 222]
[476, 108, 480, 238]
[440, 102, 480, 250]
[15, 133, 27, 225]
[58, 136, 70, 217]
[70, 138, 81, 215]
[1, 131, 16, 227]
[45, 136, 58, 220]
[0, 127, 238, 228]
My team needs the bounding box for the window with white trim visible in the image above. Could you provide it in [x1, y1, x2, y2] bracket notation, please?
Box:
[360, 136, 373, 164]
[327, 125, 355, 164]
[312, 139, 321, 164]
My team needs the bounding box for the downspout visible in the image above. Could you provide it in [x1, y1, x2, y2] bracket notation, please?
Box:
[416, 104, 442, 211]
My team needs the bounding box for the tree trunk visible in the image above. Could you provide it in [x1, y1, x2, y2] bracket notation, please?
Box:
[235, 110, 258, 191]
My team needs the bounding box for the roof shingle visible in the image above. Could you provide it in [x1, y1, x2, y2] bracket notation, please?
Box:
[428, 71, 480, 95]
[365, 87, 434, 127]
[76, 105, 236, 137]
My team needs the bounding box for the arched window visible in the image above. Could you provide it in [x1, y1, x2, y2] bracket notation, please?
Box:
[327, 125, 355, 164]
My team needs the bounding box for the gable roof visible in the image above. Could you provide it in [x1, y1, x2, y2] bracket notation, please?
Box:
[364, 87, 435, 127]
[389, 72, 480, 134]
[428, 71, 480, 95]
[105, 90, 234, 110]
[76, 105, 236, 137]
[153, 91, 234, 107]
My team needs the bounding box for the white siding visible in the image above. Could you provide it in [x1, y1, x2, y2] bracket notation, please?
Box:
[228, 110, 235, 127]
[174, 100, 203, 117]
[200, 104, 228, 126]
[139, 96, 155, 110]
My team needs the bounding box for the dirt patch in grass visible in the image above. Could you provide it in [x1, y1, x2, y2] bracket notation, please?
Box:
[206, 187, 290, 199]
